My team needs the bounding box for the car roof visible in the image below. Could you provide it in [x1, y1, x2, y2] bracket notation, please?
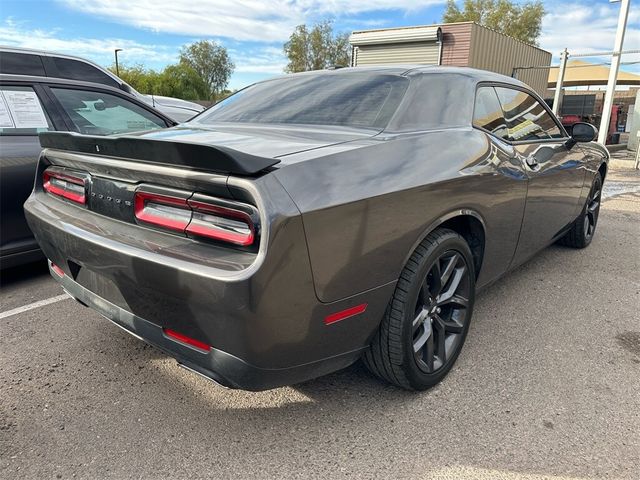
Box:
[259, 65, 527, 89]
[0, 45, 125, 86]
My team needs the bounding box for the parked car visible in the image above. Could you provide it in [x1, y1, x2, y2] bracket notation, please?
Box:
[24, 66, 608, 391]
[0, 47, 205, 122]
[0, 73, 176, 268]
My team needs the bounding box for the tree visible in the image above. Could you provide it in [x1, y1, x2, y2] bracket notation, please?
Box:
[179, 40, 235, 100]
[284, 20, 351, 73]
[109, 64, 162, 95]
[443, 0, 545, 45]
[158, 64, 209, 101]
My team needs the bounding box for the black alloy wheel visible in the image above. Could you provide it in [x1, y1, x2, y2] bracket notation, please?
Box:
[559, 172, 603, 249]
[364, 228, 476, 390]
[412, 250, 471, 374]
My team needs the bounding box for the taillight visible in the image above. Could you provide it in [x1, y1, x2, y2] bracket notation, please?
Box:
[43, 170, 86, 205]
[133, 188, 258, 246]
[134, 191, 191, 232]
[186, 199, 255, 246]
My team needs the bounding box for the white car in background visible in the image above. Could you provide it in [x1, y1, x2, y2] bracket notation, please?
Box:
[0, 46, 205, 122]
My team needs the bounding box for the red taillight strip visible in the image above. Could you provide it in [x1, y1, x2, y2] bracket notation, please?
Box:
[163, 328, 211, 352]
[186, 199, 255, 246]
[134, 191, 190, 232]
[43, 170, 86, 204]
[50, 262, 65, 278]
[324, 303, 368, 325]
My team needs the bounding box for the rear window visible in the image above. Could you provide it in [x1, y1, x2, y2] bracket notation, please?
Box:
[50, 58, 120, 89]
[194, 73, 409, 129]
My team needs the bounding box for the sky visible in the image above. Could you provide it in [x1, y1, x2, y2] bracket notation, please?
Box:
[1, 0, 638, 90]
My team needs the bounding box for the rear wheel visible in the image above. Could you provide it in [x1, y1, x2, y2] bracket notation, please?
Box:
[364, 228, 475, 390]
[558, 172, 602, 249]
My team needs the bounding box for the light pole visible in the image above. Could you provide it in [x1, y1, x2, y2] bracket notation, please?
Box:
[114, 48, 123, 77]
[598, 0, 630, 145]
[552, 48, 569, 117]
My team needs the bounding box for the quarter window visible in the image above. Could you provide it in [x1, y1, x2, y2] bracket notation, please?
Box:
[50, 88, 167, 135]
[473, 87, 508, 140]
[494, 87, 562, 141]
[0, 52, 46, 76]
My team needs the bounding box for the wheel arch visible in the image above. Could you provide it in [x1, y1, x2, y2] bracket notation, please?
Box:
[404, 210, 486, 280]
[598, 161, 607, 183]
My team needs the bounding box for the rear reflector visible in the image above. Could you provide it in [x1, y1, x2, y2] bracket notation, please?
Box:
[50, 262, 65, 277]
[43, 170, 86, 204]
[324, 303, 368, 325]
[163, 328, 211, 352]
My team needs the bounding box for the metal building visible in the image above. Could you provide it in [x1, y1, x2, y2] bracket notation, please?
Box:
[350, 21, 552, 95]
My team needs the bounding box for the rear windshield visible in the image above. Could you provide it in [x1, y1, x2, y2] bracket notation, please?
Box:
[194, 73, 409, 129]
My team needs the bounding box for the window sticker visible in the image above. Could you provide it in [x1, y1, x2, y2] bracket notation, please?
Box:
[0, 93, 15, 128]
[1, 90, 48, 128]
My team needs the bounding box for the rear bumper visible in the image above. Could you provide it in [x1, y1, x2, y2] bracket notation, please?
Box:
[54, 262, 364, 390]
[25, 189, 394, 390]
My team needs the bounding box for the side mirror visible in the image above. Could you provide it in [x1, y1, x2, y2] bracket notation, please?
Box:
[566, 122, 598, 148]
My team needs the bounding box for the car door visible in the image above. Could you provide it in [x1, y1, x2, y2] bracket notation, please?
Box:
[0, 83, 59, 263]
[44, 85, 171, 136]
[493, 86, 587, 266]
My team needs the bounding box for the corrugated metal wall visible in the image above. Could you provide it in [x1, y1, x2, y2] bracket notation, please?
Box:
[348, 21, 552, 95]
[440, 23, 473, 67]
[354, 42, 441, 66]
[468, 23, 551, 95]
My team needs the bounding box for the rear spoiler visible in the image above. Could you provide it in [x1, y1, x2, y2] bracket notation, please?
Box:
[38, 131, 280, 176]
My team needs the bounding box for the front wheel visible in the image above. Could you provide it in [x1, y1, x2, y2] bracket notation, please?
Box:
[558, 172, 602, 249]
[364, 228, 476, 390]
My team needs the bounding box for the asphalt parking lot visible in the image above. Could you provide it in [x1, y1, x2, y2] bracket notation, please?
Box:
[1, 167, 639, 480]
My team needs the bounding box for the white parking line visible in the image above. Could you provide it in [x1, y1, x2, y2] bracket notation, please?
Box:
[0, 293, 71, 320]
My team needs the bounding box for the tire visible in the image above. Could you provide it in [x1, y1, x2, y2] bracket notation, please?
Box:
[363, 228, 476, 390]
[558, 172, 602, 249]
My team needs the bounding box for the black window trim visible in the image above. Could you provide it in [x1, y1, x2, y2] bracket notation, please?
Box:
[473, 81, 570, 146]
[42, 83, 174, 133]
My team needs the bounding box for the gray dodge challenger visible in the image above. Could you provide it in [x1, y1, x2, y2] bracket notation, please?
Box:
[24, 66, 608, 391]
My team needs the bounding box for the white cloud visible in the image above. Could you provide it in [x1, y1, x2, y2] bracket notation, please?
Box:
[230, 46, 287, 74]
[0, 19, 288, 77]
[0, 18, 177, 66]
[540, 2, 640, 72]
[57, 0, 443, 42]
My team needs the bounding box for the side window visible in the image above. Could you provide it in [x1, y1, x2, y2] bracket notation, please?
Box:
[494, 87, 563, 141]
[51, 58, 120, 89]
[0, 85, 53, 136]
[50, 87, 167, 135]
[473, 87, 509, 140]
